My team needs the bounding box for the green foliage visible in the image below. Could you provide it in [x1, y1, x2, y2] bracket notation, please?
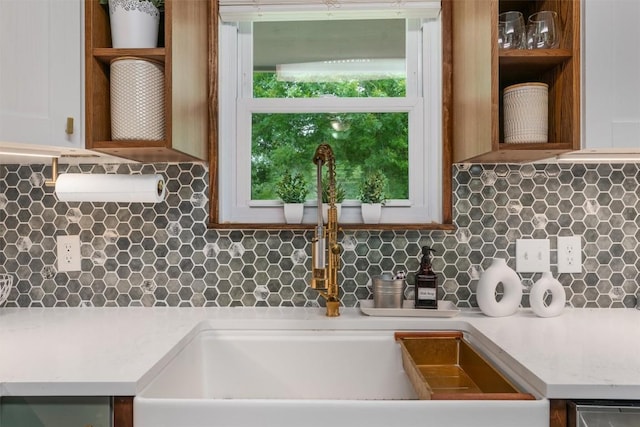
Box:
[276, 171, 308, 204]
[321, 173, 346, 203]
[253, 73, 406, 99]
[359, 171, 387, 204]
[250, 73, 409, 201]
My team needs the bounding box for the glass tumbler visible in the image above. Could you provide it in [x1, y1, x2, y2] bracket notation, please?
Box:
[526, 11, 560, 49]
[498, 11, 525, 50]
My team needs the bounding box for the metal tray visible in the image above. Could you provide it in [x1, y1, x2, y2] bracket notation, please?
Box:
[396, 331, 535, 400]
[359, 299, 461, 318]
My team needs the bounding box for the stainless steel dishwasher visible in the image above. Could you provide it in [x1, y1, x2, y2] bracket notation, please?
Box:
[569, 401, 640, 427]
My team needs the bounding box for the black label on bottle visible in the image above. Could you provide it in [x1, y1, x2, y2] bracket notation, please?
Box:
[415, 273, 437, 309]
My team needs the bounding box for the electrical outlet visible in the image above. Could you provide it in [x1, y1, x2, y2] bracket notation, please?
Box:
[57, 235, 81, 272]
[557, 235, 582, 273]
[516, 239, 550, 272]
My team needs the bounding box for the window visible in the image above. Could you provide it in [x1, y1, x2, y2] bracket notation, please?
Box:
[218, 4, 442, 225]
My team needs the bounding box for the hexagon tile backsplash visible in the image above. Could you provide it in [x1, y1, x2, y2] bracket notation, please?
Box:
[0, 162, 639, 308]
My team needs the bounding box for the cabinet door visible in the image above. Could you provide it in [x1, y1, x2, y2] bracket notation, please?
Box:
[0, 396, 111, 427]
[583, 0, 640, 149]
[0, 0, 83, 149]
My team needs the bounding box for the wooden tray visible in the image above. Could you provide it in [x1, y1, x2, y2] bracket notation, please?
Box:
[395, 331, 535, 401]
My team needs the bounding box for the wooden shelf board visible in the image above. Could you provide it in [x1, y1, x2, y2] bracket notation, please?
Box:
[93, 48, 166, 63]
[208, 223, 456, 231]
[93, 146, 201, 163]
[459, 147, 573, 163]
[499, 49, 572, 80]
[92, 140, 167, 148]
[499, 142, 573, 150]
[499, 48, 571, 63]
[90, 140, 202, 163]
[499, 0, 538, 14]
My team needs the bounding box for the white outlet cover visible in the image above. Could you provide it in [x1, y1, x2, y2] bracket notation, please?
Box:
[516, 239, 551, 273]
[57, 235, 81, 272]
[557, 235, 582, 273]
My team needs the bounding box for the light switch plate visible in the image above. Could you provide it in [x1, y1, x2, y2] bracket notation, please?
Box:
[516, 239, 550, 273]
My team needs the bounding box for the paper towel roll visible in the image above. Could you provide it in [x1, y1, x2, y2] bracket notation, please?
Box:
[55, 174, 165, 203]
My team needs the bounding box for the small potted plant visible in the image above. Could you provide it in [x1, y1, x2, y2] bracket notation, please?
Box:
[321, 173, 346, 223]
[358, 171, 387, 224]
[101, 0, 164, 48]
[276, 171, 309, 224]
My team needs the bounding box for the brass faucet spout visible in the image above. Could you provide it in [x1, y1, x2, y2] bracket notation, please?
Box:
[310, 143, 341, 317]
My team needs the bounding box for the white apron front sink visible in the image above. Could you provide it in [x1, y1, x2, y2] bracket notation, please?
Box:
[134, 328, 548, 427]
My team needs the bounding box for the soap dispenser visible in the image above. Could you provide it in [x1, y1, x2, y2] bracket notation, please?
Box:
[414, 246, 438, 309]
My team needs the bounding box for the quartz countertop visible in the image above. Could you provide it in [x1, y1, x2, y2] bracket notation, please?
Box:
[0, 306, 638, 400]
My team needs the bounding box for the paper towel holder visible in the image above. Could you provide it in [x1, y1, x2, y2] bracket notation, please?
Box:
[54, 173, 166, 203]
[46, 158, 166, 203]
[44, 157, 59, 186]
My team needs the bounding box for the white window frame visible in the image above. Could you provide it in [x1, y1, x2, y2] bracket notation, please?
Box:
[218, 15, 442, 224]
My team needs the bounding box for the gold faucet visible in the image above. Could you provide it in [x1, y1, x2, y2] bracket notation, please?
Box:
[311, 143, 341, 317]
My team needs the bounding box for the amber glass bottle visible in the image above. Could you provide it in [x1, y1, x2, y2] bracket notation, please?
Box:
[414, 246, 438, 309]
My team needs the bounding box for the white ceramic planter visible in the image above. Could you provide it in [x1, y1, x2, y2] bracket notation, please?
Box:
[361, 203, 382, 224]
[108, 0, 160, 48]
[283, 203, 304, 224]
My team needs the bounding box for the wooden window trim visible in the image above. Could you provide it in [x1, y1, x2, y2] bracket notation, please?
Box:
[207, 0, 453, 230]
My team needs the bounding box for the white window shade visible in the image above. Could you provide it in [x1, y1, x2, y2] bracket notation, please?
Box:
[219, 0, 440, 22]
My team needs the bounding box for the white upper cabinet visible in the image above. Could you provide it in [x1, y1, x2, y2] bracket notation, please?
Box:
[0, 0, 83, 149]
[582, 0, 640, 149]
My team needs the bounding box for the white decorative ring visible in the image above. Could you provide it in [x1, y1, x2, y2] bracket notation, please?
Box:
[476, 259, 523, 317]
[530, 272, 566, 318]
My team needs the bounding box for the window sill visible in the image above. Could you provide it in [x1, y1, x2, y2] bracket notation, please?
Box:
[207, 222, 455, 231]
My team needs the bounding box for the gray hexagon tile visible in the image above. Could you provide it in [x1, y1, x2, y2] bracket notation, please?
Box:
[1, 162, 640, 308]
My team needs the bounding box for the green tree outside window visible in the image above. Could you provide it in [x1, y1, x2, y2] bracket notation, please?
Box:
[251, 73, 409, 201]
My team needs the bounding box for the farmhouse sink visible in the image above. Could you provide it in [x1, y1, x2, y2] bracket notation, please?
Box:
[134, 328, 548, 427]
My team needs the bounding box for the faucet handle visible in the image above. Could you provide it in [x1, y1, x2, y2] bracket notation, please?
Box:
[330, 243, 341, 255]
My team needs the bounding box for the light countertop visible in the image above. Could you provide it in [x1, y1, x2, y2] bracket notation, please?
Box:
[0, 306, 638, 400]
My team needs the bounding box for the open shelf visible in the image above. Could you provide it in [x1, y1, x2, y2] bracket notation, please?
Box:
[450, 0, 580, 163]
[84, 0, 210, 163]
